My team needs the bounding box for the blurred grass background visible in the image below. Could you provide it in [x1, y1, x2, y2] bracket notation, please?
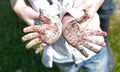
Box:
[0, 0, 120, 72]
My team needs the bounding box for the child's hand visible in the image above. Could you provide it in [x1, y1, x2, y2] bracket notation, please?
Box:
[62, 14, 107, 57]
[22, 16, 62, 54]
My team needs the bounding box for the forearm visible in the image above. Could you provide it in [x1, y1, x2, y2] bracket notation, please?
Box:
[9, 0, 27, 13]
[81, 0, 105, 24]
[9, 0, 39, 25]
[89, 0, 104, 12]
[83, 0, 105, 17]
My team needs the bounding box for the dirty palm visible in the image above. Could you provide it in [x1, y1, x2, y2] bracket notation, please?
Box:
[22, 0, 107, 58]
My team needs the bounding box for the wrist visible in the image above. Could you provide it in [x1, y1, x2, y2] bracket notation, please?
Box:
[84, 0, 104, 18]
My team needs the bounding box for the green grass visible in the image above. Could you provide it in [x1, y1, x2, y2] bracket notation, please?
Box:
[109, 11, 120, 72]
[0, 0, 120, 72]
[0, 1, 59, 72]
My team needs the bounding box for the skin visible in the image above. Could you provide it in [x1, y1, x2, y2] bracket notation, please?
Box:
[10, 0, 62, 54]
[9, 0, 105, 55]
[74, 0, 105, 21]
[22, 15, 62, 54]
[62, 14, 107, 57]
[9, 0, 39, 25]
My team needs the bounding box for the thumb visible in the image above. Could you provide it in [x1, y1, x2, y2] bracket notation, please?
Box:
[38, 15, 51, 24]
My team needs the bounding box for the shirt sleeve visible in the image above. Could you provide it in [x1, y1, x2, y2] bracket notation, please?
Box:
[28, 0, 60, 18]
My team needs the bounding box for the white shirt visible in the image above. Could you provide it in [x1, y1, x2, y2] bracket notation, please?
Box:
[28, 0, 105, 68]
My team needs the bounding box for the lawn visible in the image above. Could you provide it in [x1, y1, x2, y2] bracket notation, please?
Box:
[0, 0, 120, 72]
[109, 1, 120, 71]
[0, 1, 59, 72]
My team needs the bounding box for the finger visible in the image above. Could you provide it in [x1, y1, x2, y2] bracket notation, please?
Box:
[23, 25, 46, 33]
[39, 15, 51, 24]
[21, 7, 40, 25]
[35, 43, 47, 54]
[84, 36, 106, 46]
[25, 19, 36, 25]
[22, 32, 40, 42]
[78, 46, 89, 57]
[83, 5, 91, 12]
[83, 42, 100, 53]
[85, 29, 107, 36]
[26, 38, 41, 49]
[76, 12, 90, 24]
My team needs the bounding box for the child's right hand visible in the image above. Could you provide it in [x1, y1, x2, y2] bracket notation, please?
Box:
[22, 15, 62, 54]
